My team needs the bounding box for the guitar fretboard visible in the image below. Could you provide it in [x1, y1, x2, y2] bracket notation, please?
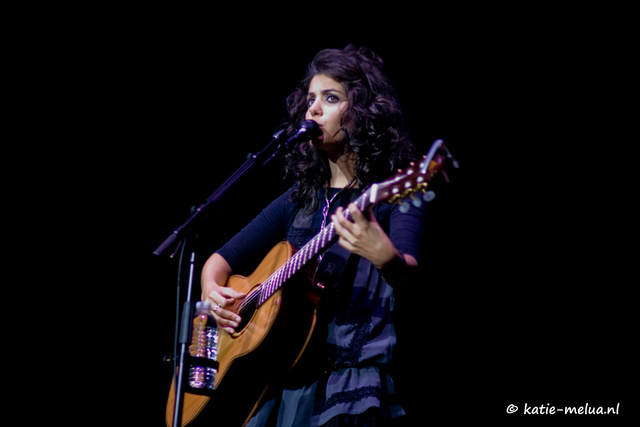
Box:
[239, 142, 448, 314]
[257, 189, 370, 306]
[257, 221, 335, 305]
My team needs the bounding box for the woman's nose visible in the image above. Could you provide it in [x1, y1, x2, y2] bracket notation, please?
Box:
[308, 100, 322, 117]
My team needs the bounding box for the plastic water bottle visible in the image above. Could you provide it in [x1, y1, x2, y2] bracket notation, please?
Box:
[188, 301, 218, 390]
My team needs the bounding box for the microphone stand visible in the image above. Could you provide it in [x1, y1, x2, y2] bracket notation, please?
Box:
[155, 128, 288, 427]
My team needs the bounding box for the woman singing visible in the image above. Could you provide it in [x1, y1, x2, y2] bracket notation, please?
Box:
[200, 44, 426, 427]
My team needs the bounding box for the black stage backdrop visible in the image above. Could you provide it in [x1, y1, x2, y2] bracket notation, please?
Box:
[59, 6, 634, 426]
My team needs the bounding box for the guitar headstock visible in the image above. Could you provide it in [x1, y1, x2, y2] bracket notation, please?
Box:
[367, 140, 456, 210]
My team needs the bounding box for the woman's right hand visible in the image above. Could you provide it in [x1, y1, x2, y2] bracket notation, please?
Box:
[203, 284, 246, 334]
[200, 253, 246, 334]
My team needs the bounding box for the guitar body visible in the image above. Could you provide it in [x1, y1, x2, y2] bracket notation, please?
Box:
[166, 241, 322, 427]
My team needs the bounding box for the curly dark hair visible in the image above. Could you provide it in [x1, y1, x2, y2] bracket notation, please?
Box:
[283, 44, 417, 211]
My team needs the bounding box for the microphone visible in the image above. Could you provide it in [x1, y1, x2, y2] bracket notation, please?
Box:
[284, 120, 321, 149]
[260, 120, 321, 166]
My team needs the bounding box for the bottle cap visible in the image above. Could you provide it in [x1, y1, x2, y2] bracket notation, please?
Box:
[195, 301, 212, 312]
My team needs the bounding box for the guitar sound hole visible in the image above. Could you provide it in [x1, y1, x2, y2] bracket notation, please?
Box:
[235, 288, 259, 332]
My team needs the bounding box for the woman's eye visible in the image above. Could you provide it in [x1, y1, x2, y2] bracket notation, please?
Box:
[307, 94, 341, 108]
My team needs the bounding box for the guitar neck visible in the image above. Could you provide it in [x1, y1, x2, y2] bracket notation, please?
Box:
[258, 190, 370, 306]
[256, 139, 452, 307]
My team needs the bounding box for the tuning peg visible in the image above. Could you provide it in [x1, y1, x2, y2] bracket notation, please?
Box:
[399, 201, 411, 213]
[423, 190, 436, 202]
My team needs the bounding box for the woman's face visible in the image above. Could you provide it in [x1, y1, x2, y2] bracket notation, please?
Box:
[305, 74, 349, 151]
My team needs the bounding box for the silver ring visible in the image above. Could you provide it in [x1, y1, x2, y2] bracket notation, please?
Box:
[213, 304, 221, 313]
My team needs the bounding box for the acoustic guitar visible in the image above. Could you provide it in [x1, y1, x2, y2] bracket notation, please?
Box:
[166, 139, 455, 427]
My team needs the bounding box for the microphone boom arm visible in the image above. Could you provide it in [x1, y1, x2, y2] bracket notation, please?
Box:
[153, 128, 287, 257]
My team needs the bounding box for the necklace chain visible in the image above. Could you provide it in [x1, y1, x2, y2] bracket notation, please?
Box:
[321, 176, 357, 230]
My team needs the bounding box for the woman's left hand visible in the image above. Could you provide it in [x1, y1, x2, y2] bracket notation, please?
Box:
[332, 203, 399, 269]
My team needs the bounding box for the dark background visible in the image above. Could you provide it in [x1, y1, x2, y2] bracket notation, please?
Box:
[50, 5, 634, 425]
